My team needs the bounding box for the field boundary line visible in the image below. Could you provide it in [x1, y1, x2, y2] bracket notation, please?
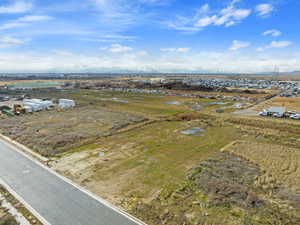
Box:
[220, 140, 244, 152]
[108, 118, 164, 136]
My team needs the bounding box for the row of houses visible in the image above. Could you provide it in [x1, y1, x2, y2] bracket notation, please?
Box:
[182, 78, 300, 91]
[95, 87, 258, 102]
[131, 78, 300, 91]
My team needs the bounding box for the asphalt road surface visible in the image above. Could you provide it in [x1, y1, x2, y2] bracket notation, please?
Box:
[0, 139, 144, 225]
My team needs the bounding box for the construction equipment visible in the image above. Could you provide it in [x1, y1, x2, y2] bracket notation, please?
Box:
[2, 109, 14, 116]
[13, 104, 25, 115]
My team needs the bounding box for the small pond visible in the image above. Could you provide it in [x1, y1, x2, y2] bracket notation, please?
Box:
[207, 102, 230, 105]
[165, 101, 181, 105]
[181, 127, 205, 135]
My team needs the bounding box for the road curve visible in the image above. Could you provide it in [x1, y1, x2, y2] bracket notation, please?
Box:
[0, 139, 145, 225]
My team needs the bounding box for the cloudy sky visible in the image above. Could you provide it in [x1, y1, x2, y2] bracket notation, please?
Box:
[0, 0, 299, 73]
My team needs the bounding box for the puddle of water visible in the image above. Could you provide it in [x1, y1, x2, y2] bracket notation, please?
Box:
[181, 127, 205, 135]
[191, 104, 202, 111]
[166, 101, 181, 105]
[111, 98, 129, 103]
[207, 102, 230, 105]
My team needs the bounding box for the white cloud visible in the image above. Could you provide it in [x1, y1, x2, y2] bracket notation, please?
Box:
[0, 22, 26, 30]
[139, 0, 172, 5]
[0, 36, 26, 48]
[102, 34, 136, 40]
[91, 0, 152, 32]
[0, 1, 33, 13]
[196, 16, 217, 27]
[269, 41, 291, 48]
[168, 0, 251, 32]
[52, 50, 74, 56]
[0, 50, 299, 73]
[0, 15, 53, 30]
[177, 48, 190, 53]
[257, 41, 292, 51]
[137, 51, 148, 56]
[17, 15, 53, 22]
[101, 44, 133, 53]
[213, 2, 251, 27]
[79, 34, 136, 43]
[256, 4, 274, 17]
[160, 47, 190, 53]
[229, 40, 250, 51]
[262, 29, 282, 37]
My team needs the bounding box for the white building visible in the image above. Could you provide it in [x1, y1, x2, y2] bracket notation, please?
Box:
[58, 99, 75, 109]
[23, 99, 53, 112]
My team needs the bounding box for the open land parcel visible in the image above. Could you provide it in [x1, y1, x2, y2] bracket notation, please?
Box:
[0, 80, 299, 225]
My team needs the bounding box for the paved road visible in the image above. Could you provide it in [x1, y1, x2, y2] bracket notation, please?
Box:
[0, 139, 144, 225]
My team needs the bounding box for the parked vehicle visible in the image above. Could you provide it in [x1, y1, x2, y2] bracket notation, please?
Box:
[273, 113, 284, 118]
[290, 114, 300, 120]
[259, 111, 268, 116]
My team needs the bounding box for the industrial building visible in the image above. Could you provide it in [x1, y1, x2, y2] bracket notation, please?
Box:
[58, 99, 75, 109]
[23, 99, 54, 112]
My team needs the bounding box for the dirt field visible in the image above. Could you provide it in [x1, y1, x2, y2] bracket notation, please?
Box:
[0, 80, 66, 86]
[0, 89, 225, 156]
[1, 87, 300, 224]
[49, 98, 300, 225]
[132, 151, 299, 225]
[225, 141, 300, 190]
[52, 118, 239, 204]
[0, 106, 145, 156]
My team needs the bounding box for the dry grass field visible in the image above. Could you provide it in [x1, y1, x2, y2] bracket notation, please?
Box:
[222, 141, 300, 224]
[2, 87, 300, 224]
[52, 119, 239, 204]
[225, 141, 300, 190]
[0, 106, 145, 156]
[0, 80, 66, 85]
[0, 89, 226, 156]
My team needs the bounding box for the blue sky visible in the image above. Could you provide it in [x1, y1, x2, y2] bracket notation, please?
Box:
[0, 0, 299, 72]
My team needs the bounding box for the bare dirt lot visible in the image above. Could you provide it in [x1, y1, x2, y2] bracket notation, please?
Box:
[0, 106, 145, 156]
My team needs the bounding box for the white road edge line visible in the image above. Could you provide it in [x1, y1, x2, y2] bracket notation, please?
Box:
[0, 177, 52, 225]
[0, 138, 147, 225]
